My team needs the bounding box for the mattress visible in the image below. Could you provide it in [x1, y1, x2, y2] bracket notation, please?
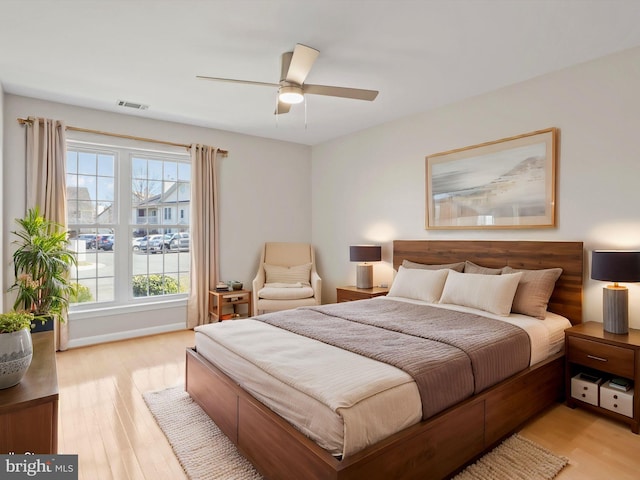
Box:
[194, 297, 570, 458]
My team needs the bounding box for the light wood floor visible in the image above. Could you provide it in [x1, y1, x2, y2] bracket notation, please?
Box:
[56, 330, 640, 480]
[56, 330, 192, 480]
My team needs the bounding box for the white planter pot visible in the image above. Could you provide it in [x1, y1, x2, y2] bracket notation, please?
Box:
[0, 328, 33, 389]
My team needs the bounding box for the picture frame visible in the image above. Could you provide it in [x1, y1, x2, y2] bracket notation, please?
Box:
[425, 128, 557, 229]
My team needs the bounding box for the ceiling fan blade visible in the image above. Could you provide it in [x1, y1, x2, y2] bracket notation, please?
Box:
[196, 76, 279, 88]
[274, 100, 291, 115]
[284, 44, 320, 85]
[280, 51, 293, 82]
[304, 84, 379, 101]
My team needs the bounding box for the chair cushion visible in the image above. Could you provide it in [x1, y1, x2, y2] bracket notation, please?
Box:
[258, 285, 315, 300]
[264, 242, 312, 266]
[256, 297, 318, 313]
[264, 263, 311, 285]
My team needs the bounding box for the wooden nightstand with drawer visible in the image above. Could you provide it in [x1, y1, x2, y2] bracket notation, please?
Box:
[208, 289, 252, 321]
[336, 286, 389, 303]
[565, 321, 640, 433]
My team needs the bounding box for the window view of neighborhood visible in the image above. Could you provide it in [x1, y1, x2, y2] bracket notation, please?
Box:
[66, 145, 191, 307]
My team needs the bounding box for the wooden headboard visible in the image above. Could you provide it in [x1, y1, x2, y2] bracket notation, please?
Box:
[393, 240, 584, 325]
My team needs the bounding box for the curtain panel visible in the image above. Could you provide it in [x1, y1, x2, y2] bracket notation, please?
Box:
[187, 145, 220, 328]
[25, 117, 70, 351]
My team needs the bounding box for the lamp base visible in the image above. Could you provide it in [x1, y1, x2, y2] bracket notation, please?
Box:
[356, 264, 373, 289]
[602, 286, 628, 334]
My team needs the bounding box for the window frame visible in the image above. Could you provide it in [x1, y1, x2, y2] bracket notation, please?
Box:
[67, 139, 191, 313]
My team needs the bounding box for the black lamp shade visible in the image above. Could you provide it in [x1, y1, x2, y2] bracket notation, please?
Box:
[591, 250, 640, 282]
[350, 245, 381, 262]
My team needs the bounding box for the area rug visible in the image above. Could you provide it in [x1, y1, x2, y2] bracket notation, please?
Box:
[453, 434, 569, 480]
[144, 385, 568, 480]
[143, 385, 262, 480]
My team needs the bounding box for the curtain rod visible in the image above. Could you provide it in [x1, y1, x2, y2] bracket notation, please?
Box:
[17, 117, 228, 156]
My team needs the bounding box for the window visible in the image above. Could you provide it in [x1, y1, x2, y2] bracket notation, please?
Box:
[67, 149, 116, 303]
[67, 142, 191, 308]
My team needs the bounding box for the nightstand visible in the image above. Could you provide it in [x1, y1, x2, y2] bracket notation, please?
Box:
[336, 285, 389, 303]
[565, 321, 640, 433]
[208, 289, 252, 321]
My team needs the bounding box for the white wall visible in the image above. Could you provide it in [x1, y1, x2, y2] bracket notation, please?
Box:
[312, 47, 640, 328]
[3, 95, 311, 345]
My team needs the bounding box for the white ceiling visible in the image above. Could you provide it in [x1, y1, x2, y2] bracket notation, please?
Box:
[2, 1, 640, 146]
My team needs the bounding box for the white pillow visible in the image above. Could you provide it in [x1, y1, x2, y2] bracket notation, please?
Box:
[263, 263, 311, 285]
[387, 266, 450, 303]
[439, 270, 523, 316]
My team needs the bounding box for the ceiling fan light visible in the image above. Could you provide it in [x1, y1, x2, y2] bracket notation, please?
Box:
[279, 86, 304, 104]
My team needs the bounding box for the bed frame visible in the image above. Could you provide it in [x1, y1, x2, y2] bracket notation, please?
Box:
[186, 240, 583, 480]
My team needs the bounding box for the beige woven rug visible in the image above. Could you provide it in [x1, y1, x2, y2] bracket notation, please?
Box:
[143, 385, 261, 480]
[453, 433, 569, 480]
[144, 385, 568, 480]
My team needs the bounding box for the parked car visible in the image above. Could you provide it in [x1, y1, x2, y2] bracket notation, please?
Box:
[96, 234, 114, 251]
[139, 234, 161, 253]
[169, 233, 190, 252]
[132, 236, 147, 251]
[143, 234, 165, 253]
[77, 233, 96, 249]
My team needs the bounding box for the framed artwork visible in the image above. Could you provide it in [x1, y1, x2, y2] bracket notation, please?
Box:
[425, 128, 557, 229]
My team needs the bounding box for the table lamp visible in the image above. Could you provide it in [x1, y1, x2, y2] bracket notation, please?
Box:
[350, 245, 381, 289]
[591, 250, 640, 334]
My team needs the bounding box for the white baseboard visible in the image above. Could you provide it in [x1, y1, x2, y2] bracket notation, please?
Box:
[67, 322, 188, 348]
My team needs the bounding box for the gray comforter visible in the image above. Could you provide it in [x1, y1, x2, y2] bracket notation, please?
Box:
[256, 298, 531, 419]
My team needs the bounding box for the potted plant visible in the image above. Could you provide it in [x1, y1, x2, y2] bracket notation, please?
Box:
[9, 207, 77, 332]
[0, 310, 37, 389]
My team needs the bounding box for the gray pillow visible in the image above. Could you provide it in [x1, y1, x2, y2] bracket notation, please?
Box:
[464, 260, 503, 275]
[502, 266, 563, 319]
[402, 259, 465, 272]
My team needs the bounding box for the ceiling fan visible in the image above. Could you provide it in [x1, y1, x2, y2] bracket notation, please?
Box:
[196, 44, 379, 114]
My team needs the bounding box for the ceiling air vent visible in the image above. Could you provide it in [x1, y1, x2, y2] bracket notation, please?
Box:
[117, 100, 149, 110]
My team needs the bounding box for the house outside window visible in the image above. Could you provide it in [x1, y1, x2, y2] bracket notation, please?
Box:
[67, 142, 191, 309]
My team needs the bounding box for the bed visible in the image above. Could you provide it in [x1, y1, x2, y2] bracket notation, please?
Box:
[186, 240, 584, 479]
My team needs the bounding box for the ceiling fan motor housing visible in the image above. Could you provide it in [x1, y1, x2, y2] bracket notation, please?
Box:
[278, 84, 304, 104]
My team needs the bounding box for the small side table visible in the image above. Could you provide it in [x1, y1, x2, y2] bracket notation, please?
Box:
[336, 285, 389, 303]
[209, 289, 252, 321]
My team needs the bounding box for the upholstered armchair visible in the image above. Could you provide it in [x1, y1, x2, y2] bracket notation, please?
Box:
[252, 242, 322, 315]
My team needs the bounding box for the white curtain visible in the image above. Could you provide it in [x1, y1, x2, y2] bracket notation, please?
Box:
[187, 145, 220, 328]
[25, 117, 69, 351]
